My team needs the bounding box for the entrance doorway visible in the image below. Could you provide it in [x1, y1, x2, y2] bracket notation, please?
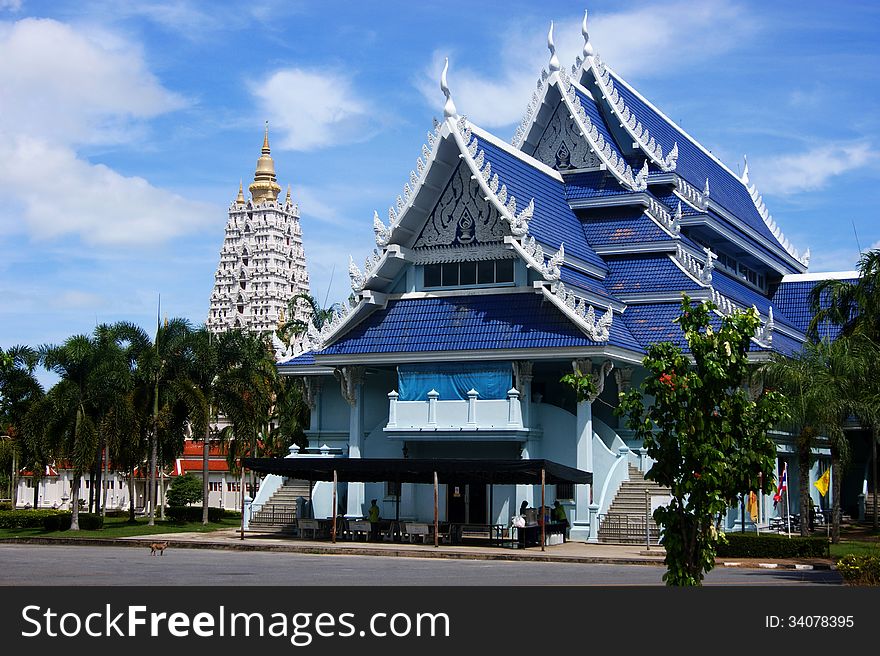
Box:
[446, 484, 487, 523]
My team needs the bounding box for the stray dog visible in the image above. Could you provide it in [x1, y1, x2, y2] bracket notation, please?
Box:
[149, 541, 169, 556]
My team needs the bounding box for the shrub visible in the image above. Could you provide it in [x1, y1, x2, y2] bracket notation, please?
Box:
[715, 532, 829, 559]
[42, 512, 72, 532]
[0, 509, 68, 529]
[165, 506, 228, 523]
[166, 474, 203, 507]
[0, 502, 12, 511]
[837, 554, 880, 586]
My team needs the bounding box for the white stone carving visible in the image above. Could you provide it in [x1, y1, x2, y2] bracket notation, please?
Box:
[549, 282, 614, 341]
[745, 172, 810, 267]
[645, 197, 680, 236]
[515, 236, 564, 281]
[753, 305, 774, 347]
[441, 58, 457, 120]
[547, 21, 561, 73]
[532, 100, 602, 170]
[590, 55, 678, 172]
[414, 162, 506, 248]
[674, 245, 714, 285]
[677, 177, 708, 210]
[571, 358, 614, 401]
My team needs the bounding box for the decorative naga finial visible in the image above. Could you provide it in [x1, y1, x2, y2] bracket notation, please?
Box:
[703, 177, 711, 197]
[441, 58, 458, 120]
[582, 10, 594, 58]
[741, 155, 750, 184]
[548, 21, 561, 72]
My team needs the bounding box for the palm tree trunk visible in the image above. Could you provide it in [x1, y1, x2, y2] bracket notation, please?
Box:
[202, 418, 210, 525]
[798, 431, 811, 536]
[128, 465, 136, 523]
[102, 440, 109, 517]
[831, 446, 842, 544]
[148, 379, 158, 526]
[33, 474, 39, 508]
[93, 445, 102, 516]
[70, 473, 81, 531]
[873, 423, 878, 533]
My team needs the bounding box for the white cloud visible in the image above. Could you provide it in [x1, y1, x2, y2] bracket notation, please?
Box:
[750, 142, 874, 195]
[0, 18, 211, 246]
[0, 18, 185, 146]
[251, 68, 377, 151]
[0, 136, 216, 245]
[0, 0, 22, 11]
[416, 1, 755, 128]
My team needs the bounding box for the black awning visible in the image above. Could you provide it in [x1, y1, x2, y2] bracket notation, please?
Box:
[241, 457, 591, 485]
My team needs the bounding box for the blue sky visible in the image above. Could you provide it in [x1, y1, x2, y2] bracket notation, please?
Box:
[1, 0, 878, 387]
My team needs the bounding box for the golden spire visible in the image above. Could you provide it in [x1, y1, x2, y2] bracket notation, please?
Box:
[236, 179, 245, 206]
[248, 121, 281, 203]
[285, 184, 291, 204]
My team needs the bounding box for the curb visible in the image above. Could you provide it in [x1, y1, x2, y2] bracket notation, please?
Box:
[721, 560, 836, 571]
[0, 537, 668, 567]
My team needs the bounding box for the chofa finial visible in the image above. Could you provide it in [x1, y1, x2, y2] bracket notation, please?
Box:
[741, 155, 750, 184]
[582, 10, 594, 58]
[441, 58, 458, 120]
[548, 21, 561, 73]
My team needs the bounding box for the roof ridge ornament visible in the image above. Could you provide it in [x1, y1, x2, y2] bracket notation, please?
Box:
[548, 21, 561, 73]
[441, 58, 458, 120]
[741, 155, 750, 184]
[744, 165, 810, 268]
[545, 282, 613, 341]
[582, 10, 594, 58]
[588, 55, 678, 172]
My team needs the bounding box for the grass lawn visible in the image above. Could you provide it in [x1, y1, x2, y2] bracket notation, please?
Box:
[0, 515, 242, 540]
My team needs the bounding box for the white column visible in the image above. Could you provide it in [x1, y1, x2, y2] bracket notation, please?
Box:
[570, 397, 593, 542]
[507, 388, 522, 427]
[387, 390, 399, 427]
[466, 389, 478, 426]
[339, 367, 366, 518]
[427, 389, 439, 425]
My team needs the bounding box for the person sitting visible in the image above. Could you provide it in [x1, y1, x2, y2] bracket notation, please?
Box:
[520, 500, 529, 516]
[367, 499, 381, 542]
[553, 500, 569, 542]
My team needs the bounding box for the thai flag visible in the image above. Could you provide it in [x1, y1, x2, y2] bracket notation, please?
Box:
[773, 463, 787, 507]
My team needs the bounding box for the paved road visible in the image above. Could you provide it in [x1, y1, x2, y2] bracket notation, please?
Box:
[0, 544, 841, 586]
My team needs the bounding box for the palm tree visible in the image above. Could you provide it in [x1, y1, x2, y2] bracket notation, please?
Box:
[809, 248, 880, 531]
[0, 346, 44, 505]
[275, 293, 338, 346]
[36, 329, 131, 529]
[119, 318, 194, 525]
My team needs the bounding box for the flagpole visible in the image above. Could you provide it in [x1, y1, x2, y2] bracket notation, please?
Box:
[784, 464, 791, 538]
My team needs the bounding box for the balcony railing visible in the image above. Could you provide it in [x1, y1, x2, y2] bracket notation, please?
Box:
[385, 388, 523, 430]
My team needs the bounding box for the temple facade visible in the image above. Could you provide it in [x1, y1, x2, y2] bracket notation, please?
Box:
[207, 125, 311, 334]
[256, 16, 863, 540]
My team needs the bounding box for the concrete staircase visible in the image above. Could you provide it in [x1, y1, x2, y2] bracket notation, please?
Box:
[248, 478, 312, 533]
[598, 465, 671, 544]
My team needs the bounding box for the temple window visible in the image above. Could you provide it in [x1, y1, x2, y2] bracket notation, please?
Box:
[423, 259, 514, 289]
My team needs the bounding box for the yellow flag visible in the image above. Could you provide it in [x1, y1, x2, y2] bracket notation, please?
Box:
[814, 469, 830, 497]
[747, 491, 759, 522]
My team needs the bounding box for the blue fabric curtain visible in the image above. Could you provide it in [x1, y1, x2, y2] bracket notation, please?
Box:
[397, 362, 513, 401]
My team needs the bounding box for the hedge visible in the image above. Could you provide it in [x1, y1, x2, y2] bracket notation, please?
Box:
[716, 532, 829, 558]
[0, 509, 68, 529]
[837, 554, 880, 586]
[164, 506, 230, 523]
[0, 502, 12, 511]
[41, 513, 104, 532]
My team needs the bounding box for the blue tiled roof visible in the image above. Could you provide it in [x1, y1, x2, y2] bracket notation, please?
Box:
[749, 330, 804, 357]
[622, 302, 719, 352]
[279, 351, 316, 366]
[319, 293, 643, 355]
[564, 171, 633, 200]
[476, 137, 607, 272]
[607, 71, 796, 269]
[771, 279, 855, 340]
[605, 255, 702, 295]
[559, 265, 617, 302]
[574, 87, 634, 168]
[651, 190, 703, 217]
[581, 209, 670, 246]
[710, 271, 798, 332]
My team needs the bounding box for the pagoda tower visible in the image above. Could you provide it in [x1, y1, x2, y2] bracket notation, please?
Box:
[207, 124, 311, 334]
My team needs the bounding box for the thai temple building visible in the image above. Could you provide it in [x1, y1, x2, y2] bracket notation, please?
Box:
[207, 124, 311, 334]
[254, 15, 866, 541]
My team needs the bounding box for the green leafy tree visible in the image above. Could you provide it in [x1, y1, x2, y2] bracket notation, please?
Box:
[615, 295, 787, 585]
[166, 473, 203, 507]
[275, 293, 338, 346]
[809, 249, 880, 532]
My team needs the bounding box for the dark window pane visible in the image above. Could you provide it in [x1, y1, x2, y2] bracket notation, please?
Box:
[459, 261, 477, 285]
[424, 264, 441, 287]
[441, 262, 459, 286]
[496, 259, 514, 282]
[477, 260, 494, 284]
